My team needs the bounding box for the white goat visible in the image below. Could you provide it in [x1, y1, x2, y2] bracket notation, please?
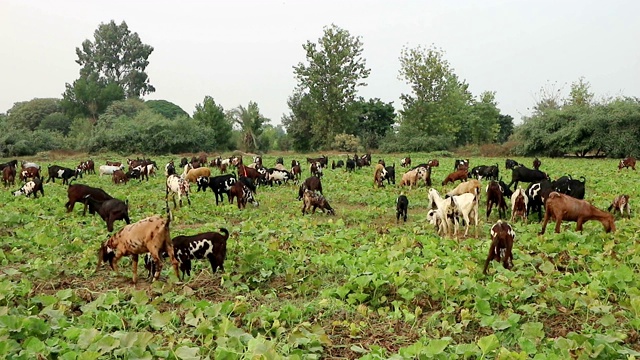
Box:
[180, 164, 193, 179]
[428, 188, 452, 236]
[166, 174, 191, 209]
[449, 192, 480, 237]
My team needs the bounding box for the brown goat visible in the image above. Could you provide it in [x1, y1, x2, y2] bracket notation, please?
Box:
[539, 192, 616, 234]
[608, 194, 631, 218]
[302, 190, 335, 215]
[373, 164, 385, 188]
[298, 176, 322, 200]
[112, 169, 128, 184]
[20, 167, 40, 182]
[484, 220, 515, 274]
[442, 169, 468, 186]
[65, 184, 113, 213]
[3, 166, 16, 188]
[618, 157, 636, 170]
[485, 181, 507, 219]
[96, 208, 179, 284]
[106, 161, 122, 167]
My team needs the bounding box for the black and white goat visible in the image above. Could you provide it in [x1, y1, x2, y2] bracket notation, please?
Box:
[13, 178, 44, 198]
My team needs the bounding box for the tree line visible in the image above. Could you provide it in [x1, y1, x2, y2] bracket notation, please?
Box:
[1, 21, 637, 157]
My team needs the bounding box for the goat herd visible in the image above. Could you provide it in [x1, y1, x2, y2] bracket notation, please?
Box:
[0, 154, 636, 284]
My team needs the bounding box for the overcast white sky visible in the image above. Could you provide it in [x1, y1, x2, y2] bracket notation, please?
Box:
[1, 0, 639, 125]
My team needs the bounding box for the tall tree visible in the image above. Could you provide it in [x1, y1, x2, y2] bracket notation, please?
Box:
[75, 20, 155, 98]
[193, 96, 232, 150]
[227, 101, 269, 152]
[397, 45, 472, 149]
[466, 91, 501, 145]
[293, 24, 370, 148]
[496, 114, 514, 143]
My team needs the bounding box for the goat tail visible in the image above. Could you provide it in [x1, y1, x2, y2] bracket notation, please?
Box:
[219, 228, 230, 239]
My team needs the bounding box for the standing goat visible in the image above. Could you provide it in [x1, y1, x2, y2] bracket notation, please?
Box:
[483, 220, 515, 274]
[510, 188, 528, 223]
[608, 195, 631, 218]
[396, 194, 408, 223]
[166, 174, 191, 209]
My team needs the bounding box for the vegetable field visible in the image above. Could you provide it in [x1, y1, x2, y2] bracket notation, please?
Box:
[1, 153, 639, 359]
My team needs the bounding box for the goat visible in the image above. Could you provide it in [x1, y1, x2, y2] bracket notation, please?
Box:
[618, 157, 636, 170]
[442, 169, 468, 186]
[449, 193, 479, 237]
[99, 165, 124, 176]
[145, 228, 230, 281]
[608, 195, 631, 218]
[485, 180, 507, 220]
[3, 165, 16, 188]
[166, 174, 191, 209]
[96, 207, 180, 284]
[400, 157, 411, 167]
[65, 183, 112, 213]
[507, 166, 549, 189]
[229, 182, 259, 209]
[185, 167, 211, 184]
[83, 195, 131, 232]
[483, 220, 515, 274]
[302, 190, 335, 215]
[510, 188, 528, 223]
[539, 192, 616, 234]
[533, 158, 541, 170]
[13, 178, 44, 198]
[46, 165, 80, 185]
[298, 176, 323, 200]
[400, 167, 425, 189]
[112, 170, 128, 184]
[373, 164, 387, 188]
[396, 194, 408, 223]
[426, 208, 447, 236]
[20, 167, 40, 182]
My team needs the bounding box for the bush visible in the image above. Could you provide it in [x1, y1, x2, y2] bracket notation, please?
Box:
[332, 133, 361, 152]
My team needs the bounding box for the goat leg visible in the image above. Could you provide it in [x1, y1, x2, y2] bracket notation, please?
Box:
[132, 254, 139, 284]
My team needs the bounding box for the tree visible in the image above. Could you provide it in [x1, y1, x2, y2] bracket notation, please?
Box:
[76, 20, 155, 98]
[396, 45, 472, 150]
[61, 74, 125, 122]
[293, 24, 370, 148]
[6, 98, 61, 131]
[193, 96, 232, 150]
[496, 114, 514, 143]
[38, 112, 72, 135]
[466, 91, 501, 145]
[228, 101, 269, 152]
[282, 90, 314, 152]
[146, 100, 189, 119]
[353, 98, 396, 149]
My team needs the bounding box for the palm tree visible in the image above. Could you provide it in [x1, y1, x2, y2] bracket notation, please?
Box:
[228, 101, 269, 152]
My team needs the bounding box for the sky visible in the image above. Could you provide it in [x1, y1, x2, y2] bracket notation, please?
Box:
[1, 0, 639, 126]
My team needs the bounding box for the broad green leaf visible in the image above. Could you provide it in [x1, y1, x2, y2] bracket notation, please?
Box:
[539, 261, 555, 274]
[150, 312, 172, 330]
[424, 338, 450, 356]
[475, 299, 492, 316]
[174, 345, 200, 360]
[599, 314, 616, 327]
[521, 322, 544, 340]
[477, 334, 500, 355]
[23, 336, 46, 354]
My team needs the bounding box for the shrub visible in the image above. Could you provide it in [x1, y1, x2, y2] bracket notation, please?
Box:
[332, 133, 361, 152]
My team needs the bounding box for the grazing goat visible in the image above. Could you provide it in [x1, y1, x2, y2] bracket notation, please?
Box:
[485, 181, 507, 220]
[553, 175, 586, 199]
[0, 159, 18, 172]
[99, 165, 124, 176]
[65, 183, 112, 213]
[83, 195, 131, 232]
[428, 189, 453, 236]
[508, 166, 549, 189]
[400, 167, 425, 189]
[298, 176, 323, 200]
[539, 192, 616, 234]
[229, 182, 259, 209]
[396, 194, 408, 223]
[3, 165, 16, 188]
[447, 179, 481, 200]
[20, 167, 40, 182]
[13, 178, 44, 198]
[112, 170, 128, 184]
[449, 193, 479, 237]
[166, 174, 191, 209]
[96, 208, 180, 284]
[510, 188, 528, 223]
[618, 157, 636, 170]
[302, 190, 335, 215]
[145, 228, 230, 280]
[526, 180, 554, 221]
[400, 157, 411, 167]
[206, 174, 238, 205]
[106, 161, 122, 167]
[46, 165, 80, 185]
[483, 220, 515, 274]
[470, 164, 499, 181]
[427, 208, 447, 236]
[185, 167, 211, 184]
[454, 159, 470, 171]
[608, 195, 631, 218]
[442, 169, 468, 186]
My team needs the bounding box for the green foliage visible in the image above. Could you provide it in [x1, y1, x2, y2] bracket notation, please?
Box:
[0, 123, 65, 156]
[88, 110, 218, 154]
[395, 45, 473, 150]
[353, 98, 396, 149]
[332, 133, 361, 152]
[496, 114, 514, 143]
[281, 90, 313, 152]
[514, 78, 640, 157]
[98, 98, 147, 127]
[145, 100, 189, 120]
[259, 125, 288, 152]
[227, 101, 270, 153]
[292, 24, 370, 149]
[61, 74, 125, 122]
[37, 112, 72, 135]
[76, 20, 155, 98]
[6, 98, 61, 131]
[465, 91, 501, 145]
[193, 96, 232, 150]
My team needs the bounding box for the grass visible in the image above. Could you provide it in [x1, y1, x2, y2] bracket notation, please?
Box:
[0, 152, 639, 359]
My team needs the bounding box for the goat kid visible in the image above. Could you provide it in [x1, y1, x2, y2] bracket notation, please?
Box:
[483, 220, 515, 274]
